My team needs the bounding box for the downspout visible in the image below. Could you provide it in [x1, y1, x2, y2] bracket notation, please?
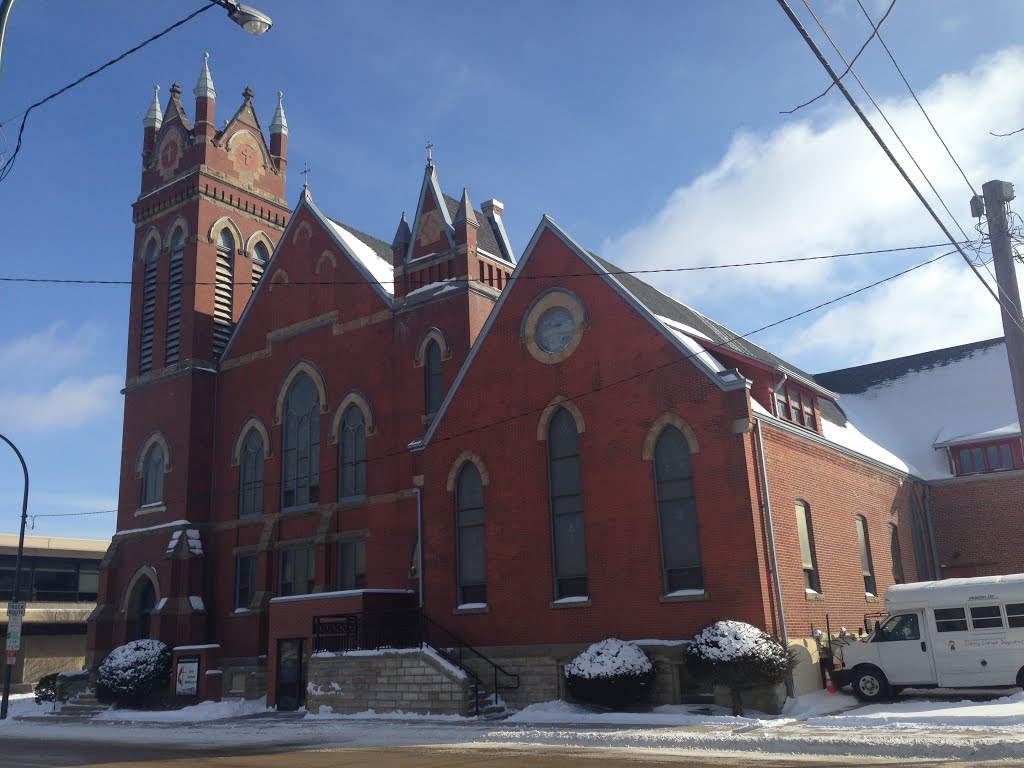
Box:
[755, 418, 794, 698]
[923, 483, 941, 580]
[772, 373, 789, 418]
[414, 487, 424, 610]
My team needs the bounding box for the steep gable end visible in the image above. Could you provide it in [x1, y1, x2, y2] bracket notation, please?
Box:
[408, 164, 454, 261]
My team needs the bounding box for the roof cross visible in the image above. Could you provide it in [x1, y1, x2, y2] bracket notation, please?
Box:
[426, 140, 433, 166]
[301, 163, 311, 191]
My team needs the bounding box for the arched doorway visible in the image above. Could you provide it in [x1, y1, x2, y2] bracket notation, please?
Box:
[124, 569, 159, 641]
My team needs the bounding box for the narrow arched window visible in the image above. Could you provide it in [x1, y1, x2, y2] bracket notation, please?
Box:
[165, 229, 185, 365]
[213, 228, 235, 359]
[239, 428, 265, 518]
[281, 373, 320, 509]
[856, 515, 876, 596]
[654, 427, 702, 593]
[424, 339, 443, 414]
[338, 405, 366, 499]
[252, 241, 269, 287]
[141, 442, 165, 506]
[795, 500, 820, 593]
[456, 462, 486, 605]
[889, 523, 905, 584]
[910, 495, 933, 581]
[139, 240, 158, 374]
[548, 408, 587, 599]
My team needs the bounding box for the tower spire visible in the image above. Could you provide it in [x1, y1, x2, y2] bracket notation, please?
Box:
[270, 91, 288, 135]
[143, 85, 163, 129]
[193, 52, 216, 100]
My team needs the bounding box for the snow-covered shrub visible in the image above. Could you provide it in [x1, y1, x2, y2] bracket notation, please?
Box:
[684, 620, 795, 716]
[564, 638, 655, 710]
[34, 673, 58, 704]
[96, 639, 171, 703]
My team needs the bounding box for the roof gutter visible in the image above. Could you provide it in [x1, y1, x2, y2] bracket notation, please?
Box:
[776, 365, 839, 400]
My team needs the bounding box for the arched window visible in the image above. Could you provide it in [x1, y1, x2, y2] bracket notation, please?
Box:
[166, 229, 184, 365]
[910, 495, 934, 581]
[795, 500, 820, 593]
[141, 442, 165, 506]
[252, 241, 269, 286]
[129, 578, 156, 640]
[548, 408, 587, 599]
[338, 405, 366, 499]
[456, 462, 486, 605]
[856, 515, 876, 596]
[889, 523, 905, 584]
[654, 427, 702, 592]
[239, 428, 265, 518]
[281, 373, 320, 509]
[139, 239, 158, 373]
[213, 228, 235, 359]
[424, 339, 443, 415]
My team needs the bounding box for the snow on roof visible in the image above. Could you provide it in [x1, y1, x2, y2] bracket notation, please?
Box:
[819, 415, 911, 475]
[325, 219, 395, 296]
[816, 340, 1016, 480]
[655, 314, 713, 342]
[934, 421, 1021, 447]
[886, 573, 1024, 611]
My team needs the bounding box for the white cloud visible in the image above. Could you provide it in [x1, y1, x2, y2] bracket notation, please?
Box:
[0, 375, 122, 432]
[0, 321, 106, 380]
[602, 48, 1024, 366]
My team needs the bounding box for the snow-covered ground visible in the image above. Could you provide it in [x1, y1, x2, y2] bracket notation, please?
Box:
[5, 689, 1024, 762]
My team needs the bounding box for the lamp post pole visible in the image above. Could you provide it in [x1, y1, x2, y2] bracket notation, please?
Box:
[0, 431, 29, 720]
[0, 0, 16, 77]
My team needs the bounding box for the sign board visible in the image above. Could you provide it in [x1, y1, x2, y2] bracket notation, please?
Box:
[175, 655, 200, 696]
[5, 631, 20, 652]
[6, 650, 16, 665]
[6, 602, 26, 617]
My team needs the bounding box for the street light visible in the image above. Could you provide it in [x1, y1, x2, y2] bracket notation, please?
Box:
[0, 431, 29, 721]
[218, 0, 273, 36]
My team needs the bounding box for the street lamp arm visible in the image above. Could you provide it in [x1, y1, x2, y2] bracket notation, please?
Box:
[0, 430, 29, 721]
[0, 0, 16, 78]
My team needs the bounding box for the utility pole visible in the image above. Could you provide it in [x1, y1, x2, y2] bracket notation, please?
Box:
[0, 431, 29, 721]
[980, 180, 1024, 432]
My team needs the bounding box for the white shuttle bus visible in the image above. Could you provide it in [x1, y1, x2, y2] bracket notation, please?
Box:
[833, 574, 1024, 702]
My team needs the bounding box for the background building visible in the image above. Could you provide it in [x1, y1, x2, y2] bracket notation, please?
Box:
[1, 534, 107, 691]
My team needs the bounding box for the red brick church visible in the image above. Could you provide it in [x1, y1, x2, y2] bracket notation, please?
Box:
[87, 59, 1023, 710]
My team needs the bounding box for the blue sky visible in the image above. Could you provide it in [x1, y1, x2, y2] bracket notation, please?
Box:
[1, 0, 1023, 540]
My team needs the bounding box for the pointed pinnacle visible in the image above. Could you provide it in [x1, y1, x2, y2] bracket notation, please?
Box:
[143, 84, 163, 129]
[453, 188, 478, 227]
[194, 51, 216, 100]
[270, 90, 288, 135]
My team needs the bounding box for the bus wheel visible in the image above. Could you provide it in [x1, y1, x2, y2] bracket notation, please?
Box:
[1016, 667, 1024, 689]
[853, 666, 890, 702]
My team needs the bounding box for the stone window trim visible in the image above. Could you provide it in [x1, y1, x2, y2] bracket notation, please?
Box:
[231, 416, 274, 466]
[454, 604, 490, 615]
[118, 564, 160, 614]
[536, 395, 586, 442]
[549, 598, 592, 609]
[640, 413, 701, 460]
[327, 390, 377, 443]
[445, 450, 490, 492]
[207, 216, 244, 253]
[134, 503, 167, 517]
[273, 359, 329, 426]
[659, 590, 709, 603]
[137, 227, 163, 262]
[268, 268, 289, 293]
[521, 287, 589, 365]
[245, 230, 274, 259]
[413, 327, 453, 367]
[329, 528, 371, 545]
[163, 217, 191, 251]
[314, 250, 337, 276]
[134, 431, 172, 478]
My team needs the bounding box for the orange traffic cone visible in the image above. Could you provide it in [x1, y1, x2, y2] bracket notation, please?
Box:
[824, 667, 838, 694]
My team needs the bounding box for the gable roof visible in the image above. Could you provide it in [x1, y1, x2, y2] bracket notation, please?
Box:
[588, 253, 818, 382]
[814, 337, 1016, 480]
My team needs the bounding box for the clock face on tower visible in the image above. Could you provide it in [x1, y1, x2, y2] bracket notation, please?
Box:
[536, 306, 576, 353]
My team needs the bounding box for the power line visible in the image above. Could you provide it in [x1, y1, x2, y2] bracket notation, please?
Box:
[781, 0, 896, 115]
[0, 2, 217, 183]
[777, 0, 1024, 336]
[853, 0, 979, 200]
[37, 247, 956, 525]
[0, 241, 976, 288]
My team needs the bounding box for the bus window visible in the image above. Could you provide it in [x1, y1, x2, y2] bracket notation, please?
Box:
[934, 607, 968, 632]
[1006, 603, 1024, 629]
[970, 605, 1003, 630]
[875, 613, 920, 642]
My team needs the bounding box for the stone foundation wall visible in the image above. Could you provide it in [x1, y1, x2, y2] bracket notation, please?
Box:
[306, 649, 471, 716]
[220, 656, 267, 700]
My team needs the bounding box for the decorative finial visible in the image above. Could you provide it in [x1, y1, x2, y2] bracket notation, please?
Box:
[301, 163, 311, 192]
[426, 140, 433, 166]
[193, 52, 216, 100]
[144, 84, 163, 129]
[243, 85, 254, 101]
[270, 90, 288, 135]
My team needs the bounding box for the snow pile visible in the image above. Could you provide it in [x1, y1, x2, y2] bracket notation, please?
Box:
[165, 528, 203, 556]
[96, 639, 171, 700]
[565, 638, 653, 680]
[0, 693, 51, 722]
[97, 696, 268, 722]
[189, 596, 205, 612]
[806, 690, 1024, 729]
[307, 707, 468, 721]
